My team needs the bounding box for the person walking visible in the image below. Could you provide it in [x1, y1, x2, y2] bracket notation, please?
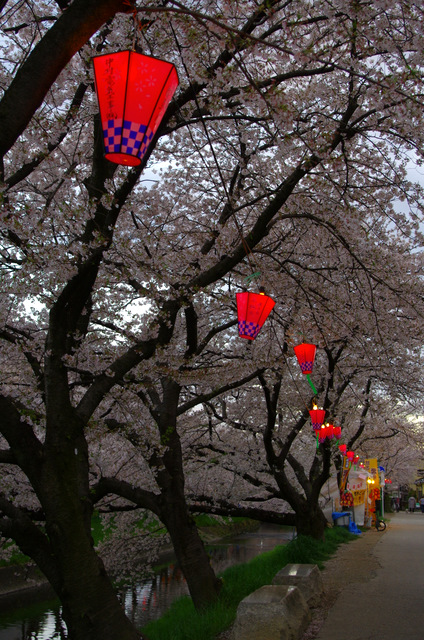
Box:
[419, 496, 424, 514]
[408, 495, 416, 512]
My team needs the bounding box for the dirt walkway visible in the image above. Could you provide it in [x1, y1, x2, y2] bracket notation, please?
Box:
[301, 529, 384, 640]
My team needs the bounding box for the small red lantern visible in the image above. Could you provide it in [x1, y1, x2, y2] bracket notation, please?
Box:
[333, 425, 342, 439]
[236, 291, 275, 340]
[293, 343, 317, 375]
[346, 450, 355, 461]
[309, 407, 326, 432]
[325, 423, 335, 440]
[339, 444, 347, 455]
[319, 425, 329, 444]
[93, 51, 179, 166]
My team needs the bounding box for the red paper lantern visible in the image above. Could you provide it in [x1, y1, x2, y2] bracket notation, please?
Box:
[339, 444, 347, 455]
[93, 51, 179, 166]
[309, 407, 326, 432]
[346, 450, 355, 461]
[325, 423, 335, 440]
[236, 291, 275, 340]
[293, 343, 317, 374]
[333, 425, 342, 439]
[317, 424, 327, 444]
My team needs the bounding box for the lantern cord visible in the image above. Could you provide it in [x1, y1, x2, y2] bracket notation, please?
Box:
[306, 374, 317, 395]
[245, 271, 261, 283]
[128, 4, 148, 52]
[169, 22, 259, 285]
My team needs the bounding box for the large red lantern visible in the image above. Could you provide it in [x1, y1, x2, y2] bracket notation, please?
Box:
[333, 425, 342, 440]
[293, 343, 317, 375]
[339, 444, 347, 455]
[93, 51, 179, 166]
[236, 291, 275, 340]
[346, 450, 355, 461]
[309, 407, 326, 432]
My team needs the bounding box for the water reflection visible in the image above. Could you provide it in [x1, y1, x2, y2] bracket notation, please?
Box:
[0, 524, 294, 639]
[122, 564, 189, 629]
[0, 609, 66, 640]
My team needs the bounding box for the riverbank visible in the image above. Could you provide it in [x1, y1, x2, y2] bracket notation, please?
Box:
[0, 517, 261, 614]
[0, 564, 53, 613]
[1, 524, 357, 639]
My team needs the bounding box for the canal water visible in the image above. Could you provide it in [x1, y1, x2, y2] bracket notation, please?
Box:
[0, 524, 295, 639]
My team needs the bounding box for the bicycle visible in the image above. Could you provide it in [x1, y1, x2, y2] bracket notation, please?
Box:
[375, 517, 386, 531]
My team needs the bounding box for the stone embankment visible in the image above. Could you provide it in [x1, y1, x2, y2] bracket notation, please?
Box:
[0, 564, 53, 613]
[233, 563, 322, 640]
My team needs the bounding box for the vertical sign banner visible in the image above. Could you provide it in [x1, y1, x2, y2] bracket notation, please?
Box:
[339, 456, 351, 492]
[363, 458, 380, 525]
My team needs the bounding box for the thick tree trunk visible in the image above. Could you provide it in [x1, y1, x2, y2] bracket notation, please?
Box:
[51, 544, 143, 640]
[36, 439, 145, 640]
[0, 396, 144, 640]
[162, 499, 222, 609]
[295, 502, 328, 540]
[155, 378, 222, 609]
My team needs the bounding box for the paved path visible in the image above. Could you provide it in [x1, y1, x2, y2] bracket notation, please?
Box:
[315, 511, 424, 640]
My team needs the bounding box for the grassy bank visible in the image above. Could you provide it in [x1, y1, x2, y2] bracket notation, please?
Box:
[142, 527, 356, 640]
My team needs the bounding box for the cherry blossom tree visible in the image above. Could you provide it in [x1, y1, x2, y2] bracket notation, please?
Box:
[1, 1, 424, 638]
[182, 329, 424, 538]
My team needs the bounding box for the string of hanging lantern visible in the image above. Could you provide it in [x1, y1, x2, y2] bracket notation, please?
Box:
[295, 343, 347, 453]
[91, 12, 366, 477]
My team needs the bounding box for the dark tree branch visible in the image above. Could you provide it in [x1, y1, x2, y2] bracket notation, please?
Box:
[0, 395, 44, 482]
[0, 0, 133, 160]
[90, 477, 162, 517]
[177, 368, 264, 416]
[188, 497, 297, 527]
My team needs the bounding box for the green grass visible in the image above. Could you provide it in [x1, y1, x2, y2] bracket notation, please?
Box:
[142, 527, 356, 640]
[0, 544, 31, 567]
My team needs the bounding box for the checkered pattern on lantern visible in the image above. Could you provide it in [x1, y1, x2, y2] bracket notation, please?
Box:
[121, 121, 154, 158]
[300, 361, 313, 373]
[103, 119, 123, 153]
[238, 321, 260, 339]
